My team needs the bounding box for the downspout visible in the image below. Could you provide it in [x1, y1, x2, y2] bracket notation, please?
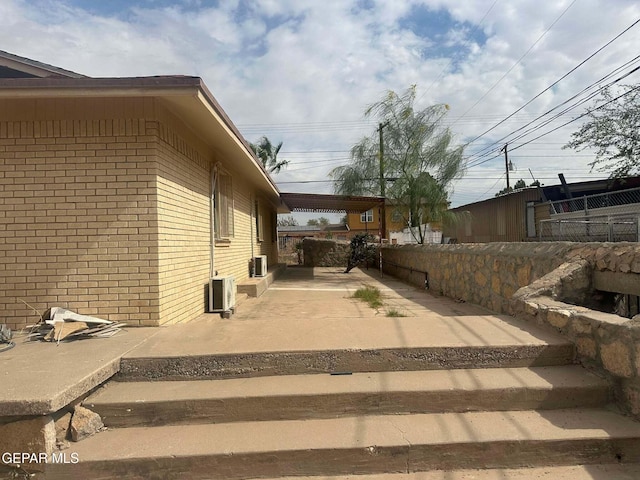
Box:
[250, 194, 255, 277]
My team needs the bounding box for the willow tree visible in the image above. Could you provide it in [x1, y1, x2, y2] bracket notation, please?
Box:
[331, 86, 465, 243]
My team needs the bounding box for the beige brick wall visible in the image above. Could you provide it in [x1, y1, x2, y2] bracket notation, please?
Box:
[153, 114, 211, 326]
[0, 100, 161, 331]
[212, 176, 278, 282]
[0, 96, 279, 331]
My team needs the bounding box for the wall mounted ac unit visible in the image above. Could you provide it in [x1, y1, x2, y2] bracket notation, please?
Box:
[208, 276, 236, 313]
[254, 255, 267, 277]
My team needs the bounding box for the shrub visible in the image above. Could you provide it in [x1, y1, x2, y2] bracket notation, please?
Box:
[345, 233, 376, 273]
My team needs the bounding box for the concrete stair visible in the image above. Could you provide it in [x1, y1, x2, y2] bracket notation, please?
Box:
[86, 366, 609, 427]
[116, 343, 575, 381]
[43, 341, 640, 480]
[47, 408, 640, 479]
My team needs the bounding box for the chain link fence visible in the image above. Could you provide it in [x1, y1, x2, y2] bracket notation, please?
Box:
[539, 215, 640, 242]
[548, 186, 640, 215]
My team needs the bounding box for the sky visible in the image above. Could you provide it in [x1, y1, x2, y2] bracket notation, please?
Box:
[2, 0, 639, 222]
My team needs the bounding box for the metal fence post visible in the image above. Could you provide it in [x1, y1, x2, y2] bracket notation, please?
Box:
[608, 217, 613, 242]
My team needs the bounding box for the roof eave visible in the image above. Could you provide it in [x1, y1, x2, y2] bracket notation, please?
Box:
[0, 76, 279, 197]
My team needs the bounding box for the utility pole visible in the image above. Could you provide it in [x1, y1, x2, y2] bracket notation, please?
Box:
[501, 143, 510, 190]
[378, 122, 389, 276]
[378, 122, 387, 197]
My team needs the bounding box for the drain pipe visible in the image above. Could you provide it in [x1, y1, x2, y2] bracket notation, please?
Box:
[250, 194, 255, 277]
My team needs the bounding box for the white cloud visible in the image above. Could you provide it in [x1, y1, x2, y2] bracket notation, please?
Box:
[1, 0, 639, 208]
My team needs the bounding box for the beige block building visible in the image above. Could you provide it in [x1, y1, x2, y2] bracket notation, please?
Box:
[0, 61, 282, 330]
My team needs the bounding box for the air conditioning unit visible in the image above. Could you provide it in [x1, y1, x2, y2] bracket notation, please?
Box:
[254, 255, 267, 277]
[208, 276, 236, 313]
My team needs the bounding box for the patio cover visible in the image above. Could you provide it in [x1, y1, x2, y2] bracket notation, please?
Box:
[280, 192, 384, 214]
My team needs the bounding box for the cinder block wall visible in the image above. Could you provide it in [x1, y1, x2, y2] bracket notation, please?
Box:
[0, 97, 161, 330]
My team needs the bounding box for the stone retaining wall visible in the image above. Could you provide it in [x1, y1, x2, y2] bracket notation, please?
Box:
[382, 242, 640, 418]
[303, 238, 350, 268]
[382, 243, 579, 313]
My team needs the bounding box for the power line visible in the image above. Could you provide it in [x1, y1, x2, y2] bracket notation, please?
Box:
[510, 83, 640, 153]
[465, 58, 640, 168]
[464, 83, 640, 170]
[494, 64, 640, 151]
[450, 0, 578, 126]
[463, 17, 640, 149]
[462, 22, 640, 167]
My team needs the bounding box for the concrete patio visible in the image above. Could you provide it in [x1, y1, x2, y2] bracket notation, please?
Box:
[2, 265, 572, 416]
[3, 266, 640, 479]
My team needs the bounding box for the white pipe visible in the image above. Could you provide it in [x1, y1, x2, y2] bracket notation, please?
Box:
[250, 193, 255, 276]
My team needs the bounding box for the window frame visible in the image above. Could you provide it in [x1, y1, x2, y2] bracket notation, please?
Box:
[360, 209, 373, 223]
[255, 199, 264, 242]
[214, 169, 234, 241]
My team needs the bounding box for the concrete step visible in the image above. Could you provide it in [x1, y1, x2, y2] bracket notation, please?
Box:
[86, 366, 610, 427]
[45, 408, 640, 480]
[117, 342, 575, 381]
[259, 464, 640, 479]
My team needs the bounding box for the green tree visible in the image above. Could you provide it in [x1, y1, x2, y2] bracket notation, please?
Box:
[495, 178, 527, 196]
[277, 215, 298, 227]
[249, 136, 289, 174]
[563, 85, 640, 178]
[307, 217, 330, 227]
[330, 86, 465, 244]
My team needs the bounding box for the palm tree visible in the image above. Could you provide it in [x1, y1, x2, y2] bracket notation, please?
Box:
[249, 136, 289, 174]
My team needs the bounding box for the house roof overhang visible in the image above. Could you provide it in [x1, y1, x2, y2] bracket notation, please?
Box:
[0, 50, 87, 78]
[280, 192, 384, 214]
[0, 76, 280, 203]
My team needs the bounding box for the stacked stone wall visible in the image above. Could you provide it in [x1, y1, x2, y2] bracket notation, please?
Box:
[382, 243, 577, 313]
[302, 238, 350, 268]
[382, 242, 640, 418]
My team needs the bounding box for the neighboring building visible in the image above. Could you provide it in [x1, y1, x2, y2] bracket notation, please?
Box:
[345, 203, 406, 241]
[445, 188, 542, 243]
[538, 177, 640, 242]
[445, 176, 640, 243]
[0, 49, 86, 79]
[389, 225, 442, 245]
[0, 54, 282, 330]
[277, 225, 322, 251]
[277, 223, 350, 255]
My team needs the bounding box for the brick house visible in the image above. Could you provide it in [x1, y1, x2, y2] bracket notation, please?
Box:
[0, 53, 281, 330]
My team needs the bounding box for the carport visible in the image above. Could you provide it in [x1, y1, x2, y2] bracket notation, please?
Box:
[279, 192, 386, 273]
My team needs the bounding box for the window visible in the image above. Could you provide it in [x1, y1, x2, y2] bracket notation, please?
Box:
[255, 200, 264, 242]
[360, 209, 373, 223]
[391, 209, 402, 223]
[214, 171, 234, 240]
